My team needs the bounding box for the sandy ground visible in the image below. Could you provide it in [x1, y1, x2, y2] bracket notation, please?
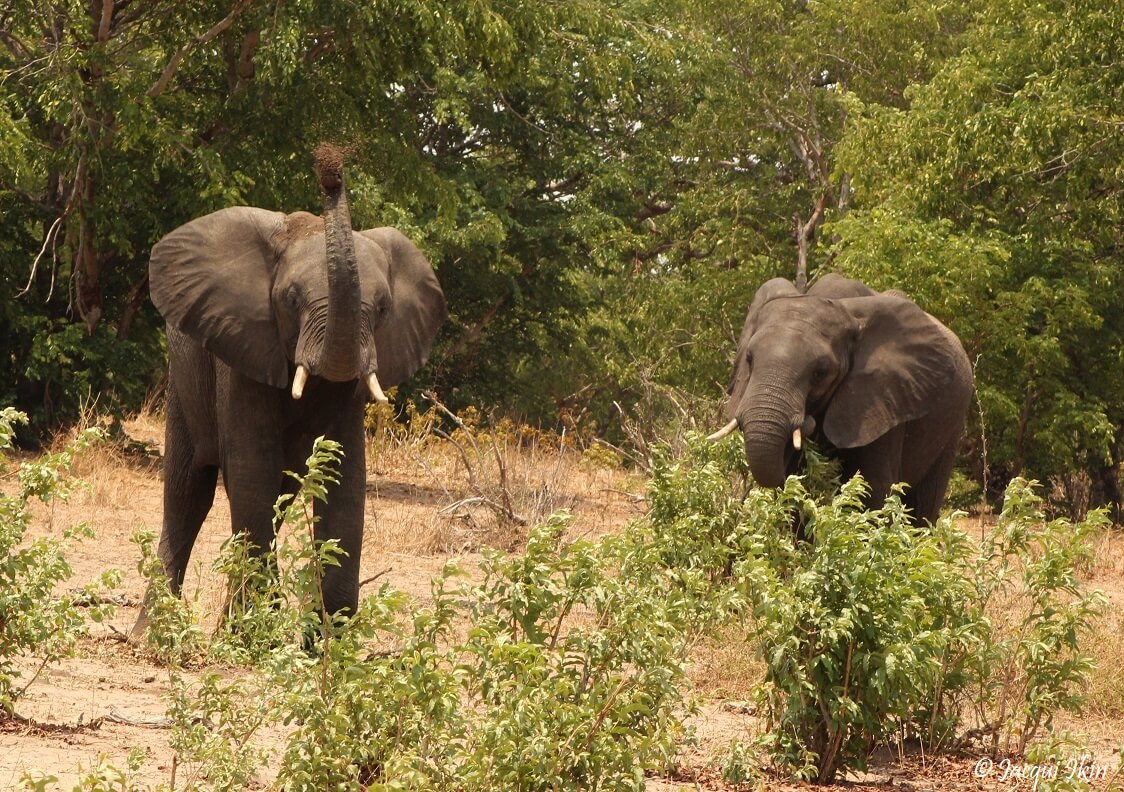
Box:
[2, 415, 1123, 790]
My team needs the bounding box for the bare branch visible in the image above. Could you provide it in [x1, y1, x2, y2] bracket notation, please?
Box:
[358, 567, 393, 589]
[96, 0, 114, 42]
[147, 0, 254, 98]
[794, 190, 830, 290]
[19, 215, 64, 298]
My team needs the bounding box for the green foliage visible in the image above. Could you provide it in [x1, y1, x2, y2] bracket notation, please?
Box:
[638, 438, 1104, 783]
[454, 515, 689, 788]
[751, 480, 980, 782]
[142, 437, 714, 789]
[717, 739, 765, 787]
[0, 0, 696, 434]
[132, 529, 206, 667]
[0, 408, 118, 718]
[962, 480, 1108, 755]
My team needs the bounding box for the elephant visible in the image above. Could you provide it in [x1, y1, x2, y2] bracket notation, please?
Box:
[708, 274, 973, 525]
[134, 146, 446, 635]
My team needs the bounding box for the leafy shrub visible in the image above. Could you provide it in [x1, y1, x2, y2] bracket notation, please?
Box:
[626, 437, 977, 782]
[750, 479, 981, 782]
[961, 479, 1107, 755]
[132, 529, 206, 667]
[131, 434, 1105, 788]
[0, 408, 118, 719]
[635, 437, 1105, 784]
[143, 439, 708, 789]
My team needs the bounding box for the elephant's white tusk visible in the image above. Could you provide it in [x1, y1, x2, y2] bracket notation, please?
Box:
[292, 365, 309, 400]
[792, 427, 802, 450]
[706, 419, 739, 442]
[366, 372, 389, 403]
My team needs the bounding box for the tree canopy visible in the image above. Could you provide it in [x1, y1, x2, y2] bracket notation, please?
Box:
[1, 0, 1121, 512]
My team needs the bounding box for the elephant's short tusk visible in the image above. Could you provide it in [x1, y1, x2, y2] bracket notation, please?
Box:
[292, 365, 309, 400]
[792, 427, 802, 450]
[706, 419, 739, 442]
[367, 372, 389, 403]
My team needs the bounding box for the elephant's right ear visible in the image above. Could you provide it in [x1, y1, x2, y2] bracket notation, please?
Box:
[726, 278, 799, 418]
[149, 207, 290, 388]
[359, 227, 447, 388]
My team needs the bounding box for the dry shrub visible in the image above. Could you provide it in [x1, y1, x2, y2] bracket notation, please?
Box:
[363, 395, 642, 556]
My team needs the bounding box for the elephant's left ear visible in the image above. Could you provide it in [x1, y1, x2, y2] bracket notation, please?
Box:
[824, 295, 968, 449]
[359, 228, 448, 387]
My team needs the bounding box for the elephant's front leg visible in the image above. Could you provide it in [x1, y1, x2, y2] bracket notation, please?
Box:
[220, 379, 287, 562]
[309, 396, 368, 620]
[841, 430, 904, 513]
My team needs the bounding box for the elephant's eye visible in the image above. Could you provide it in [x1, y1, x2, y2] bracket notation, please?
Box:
[811, 362, 830, 383]
[287, 286, 300, 308]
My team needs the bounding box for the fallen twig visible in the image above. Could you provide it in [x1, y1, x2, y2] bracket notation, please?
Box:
[358, 567, 393, 589]
[104, 707, 174, 729]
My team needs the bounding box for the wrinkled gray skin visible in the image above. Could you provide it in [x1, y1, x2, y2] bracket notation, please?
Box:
[136, 174, 446, 635]
[722, 274, 973, 525]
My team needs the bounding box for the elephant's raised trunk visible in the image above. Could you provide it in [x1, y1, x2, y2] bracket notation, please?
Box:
[314, 144, 362, 383]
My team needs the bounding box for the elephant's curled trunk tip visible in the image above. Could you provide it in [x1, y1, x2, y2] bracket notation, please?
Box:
[314, 143, 356, 192]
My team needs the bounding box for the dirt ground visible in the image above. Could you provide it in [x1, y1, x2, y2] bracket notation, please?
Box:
[3, 414, 1123, 790]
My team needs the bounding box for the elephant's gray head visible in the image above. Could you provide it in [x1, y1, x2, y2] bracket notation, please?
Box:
[148, 150, 446, 400]
[714, 275, 964, 487]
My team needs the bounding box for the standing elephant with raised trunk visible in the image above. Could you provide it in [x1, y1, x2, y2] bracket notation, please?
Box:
[134, 145, 446, 635]
[709, 274, 973, 525]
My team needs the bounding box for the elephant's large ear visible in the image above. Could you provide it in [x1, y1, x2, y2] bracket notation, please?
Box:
[726, 278, 799, 419]
[359, 228, 447, 387]
[149, 207, 289, 388]
[824, 295, 965, 449]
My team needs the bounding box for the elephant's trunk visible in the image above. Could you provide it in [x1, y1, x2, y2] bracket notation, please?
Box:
[314, 144, 362, 382]
[744, 427, 790, 488]
[738, 382, 805, 488]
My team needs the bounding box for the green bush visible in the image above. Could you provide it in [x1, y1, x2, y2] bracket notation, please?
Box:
[142, 439, 696, 790]
[0, 408, 119, 719]
[634, 437, 1105, 784]
[125, 435, 1106, 788]
[131, 529, 206, 667]
[750, 479, 981, 782]
[961, 479, 1107, 756]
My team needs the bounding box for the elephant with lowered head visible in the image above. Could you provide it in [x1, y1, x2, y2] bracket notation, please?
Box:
[135, 146, 446, 635]
[709, 274, 972, 525]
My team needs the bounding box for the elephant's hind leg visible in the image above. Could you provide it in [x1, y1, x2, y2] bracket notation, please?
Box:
[156, 392, 219, 592]
[133, 391, 218, 638]
[907, 441, 960, 526]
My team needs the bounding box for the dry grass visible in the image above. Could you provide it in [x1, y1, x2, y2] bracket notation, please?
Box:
[365, 407, 646, 555]
[688, 623, 766, 702]
[1081, 529, 1124, 720]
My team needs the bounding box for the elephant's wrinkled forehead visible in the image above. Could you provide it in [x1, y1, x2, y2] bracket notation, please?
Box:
[755, 296, 849, 336]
